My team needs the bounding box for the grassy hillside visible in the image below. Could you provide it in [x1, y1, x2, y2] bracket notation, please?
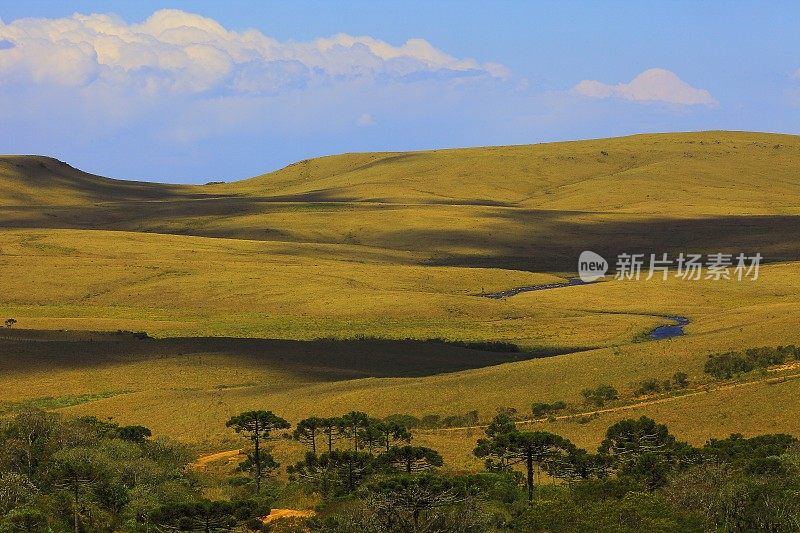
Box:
[5, 132, 799, 215]
[0, 155, 188, 205]
[1, 130, 799, 468]
[0, 228, 653, 346]
[3, 131, 799, 272]
[2, 230, 799, 446]
[221, 131, 800, 216]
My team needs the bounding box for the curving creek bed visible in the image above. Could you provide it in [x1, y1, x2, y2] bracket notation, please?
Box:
[648, 316, 689, 340]
[480, 280, 688, 340]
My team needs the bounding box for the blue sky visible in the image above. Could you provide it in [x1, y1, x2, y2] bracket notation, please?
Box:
[1, 1, 799, 183]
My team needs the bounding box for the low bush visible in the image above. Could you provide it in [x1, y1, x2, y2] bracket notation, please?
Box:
[634, 378, 662, 396]
[532, 401, 567, 419]
[704, 345, 800, 379]
[581, 384, 619, 407]
[383, 410, 480, 429]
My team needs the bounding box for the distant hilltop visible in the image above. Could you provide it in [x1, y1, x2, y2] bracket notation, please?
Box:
[2, 131, 798, 217]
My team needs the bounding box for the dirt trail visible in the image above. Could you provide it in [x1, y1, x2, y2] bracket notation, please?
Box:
[191, 372, 800, 456]
[262, 508, 316, 523]
[190, 452, 316, 524]
[426, 370, 800, 434]
[190, 449, 242, 469]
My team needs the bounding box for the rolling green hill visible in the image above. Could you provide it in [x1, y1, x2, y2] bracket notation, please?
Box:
[1, 130, 800, 460]
[0, 155, 186, 205]
[4, 131, 800, 214]
[3, 131, 800, 273]
[219, 131, 800, 215]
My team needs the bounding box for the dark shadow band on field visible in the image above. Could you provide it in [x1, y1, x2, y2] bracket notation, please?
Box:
[421, 212, 800, 272]
[0, 329, 593, 382]
[2, 200, 798, 272]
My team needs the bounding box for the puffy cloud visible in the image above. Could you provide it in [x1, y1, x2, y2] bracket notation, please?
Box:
[0, 9, 507, 94]
[573, 68, 717, 106]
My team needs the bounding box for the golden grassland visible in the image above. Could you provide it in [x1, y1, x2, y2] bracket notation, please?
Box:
[2, 132, 800, 274]
[2, 251, 799, 455]
[1, 130, 800, 472]
[0, 228, 649, 346]
[220, 131, 800, 216]
[6, 131, 800, 217]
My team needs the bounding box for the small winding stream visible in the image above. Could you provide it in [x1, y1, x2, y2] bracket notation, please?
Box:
[480, 280, 689, 340]
[648, 316, 689, 340]
[480, 279, 596, 299]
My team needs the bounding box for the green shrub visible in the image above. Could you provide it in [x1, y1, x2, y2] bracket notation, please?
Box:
[672, 372, 689, 388]
[581, 385, 618, 407]
[634, 379, 662, 396]
[703, 345, 799, 379]
[532, 401, 567, 418]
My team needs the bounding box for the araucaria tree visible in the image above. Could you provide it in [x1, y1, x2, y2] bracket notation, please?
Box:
[338, 411, 370, 450]
[150, 500, 264, 532]
[472, 412, 517, 472]
[287, 450, 374, 496]
[599, 416, 689, 489]
[509, 432, 575, 501]
[359, 422, 387, 454]
[225, 411, 289, 494]
[52, 447, 112, 533]
[546, 447, 613, 482]
[319, 417, 344, 453]
[293, 417, 324, 456]
[379, 445, 443, 474]
[373, 420, 412, 452]
[475, 414, 575, 500]
[367, 474, 481, 532]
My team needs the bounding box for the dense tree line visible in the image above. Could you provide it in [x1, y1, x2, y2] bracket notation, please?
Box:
[304, 412, 800, 532]
[3, 407, 800, 531]
[0, 410, 187, 531]
[0, 410, 269, 532]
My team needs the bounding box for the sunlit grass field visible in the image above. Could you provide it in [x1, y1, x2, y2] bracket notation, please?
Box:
[0, 228, 658, 346]
[1, 130, 799, 470]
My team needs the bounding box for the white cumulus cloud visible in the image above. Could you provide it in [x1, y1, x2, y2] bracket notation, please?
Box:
[573, 68, 717, 106]
[0, 9, 508, 95]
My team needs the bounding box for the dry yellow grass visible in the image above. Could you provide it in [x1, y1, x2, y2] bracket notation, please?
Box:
[7, 132, 798, 217]
[220, 131, 800, 216]
[0, 228, 649, 347]
[3, 258, 795, 449]
[2, 132, 799, 275]
[1, 131, 799, 470]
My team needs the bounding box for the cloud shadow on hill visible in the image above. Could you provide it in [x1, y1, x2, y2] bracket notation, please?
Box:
[418, 211, 800, 272]
[0, 329, 586, 382]
[1, 193, 799, 273]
